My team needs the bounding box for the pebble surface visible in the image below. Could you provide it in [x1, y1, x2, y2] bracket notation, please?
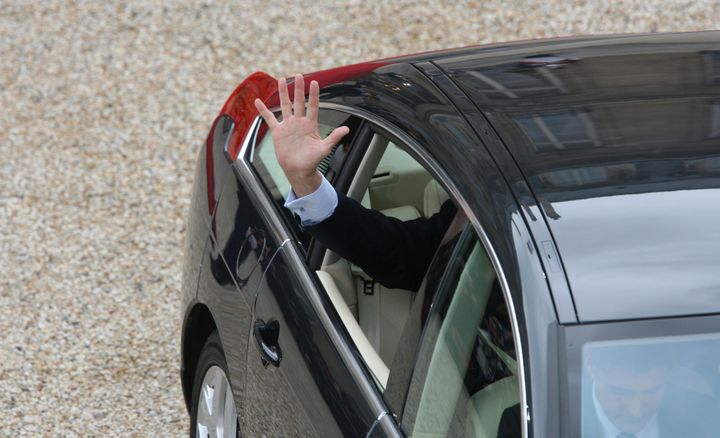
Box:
[1, 0, 717, 435]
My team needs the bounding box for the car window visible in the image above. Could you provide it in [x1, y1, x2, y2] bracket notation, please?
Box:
[248, 109, 358, 252]
[577, 334, 720, 437]
[400, 226, 521, 438]
[311, 129, 452, 392]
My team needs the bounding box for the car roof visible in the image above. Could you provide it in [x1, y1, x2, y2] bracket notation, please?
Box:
[431, 31, 720, 322]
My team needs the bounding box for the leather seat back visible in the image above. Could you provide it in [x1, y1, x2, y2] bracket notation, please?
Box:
[315, 270, 389, 387]
[357, 204, 421, 364]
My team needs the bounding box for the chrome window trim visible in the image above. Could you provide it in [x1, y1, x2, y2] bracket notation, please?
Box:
[231, 115, 394, 426]
[319, 102, 529, 438]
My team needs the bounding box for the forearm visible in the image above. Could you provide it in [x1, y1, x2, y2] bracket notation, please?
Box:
[306, 193, 456, 291]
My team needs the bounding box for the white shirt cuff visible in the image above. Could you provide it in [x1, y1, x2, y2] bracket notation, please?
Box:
[284, 176, 338, 226]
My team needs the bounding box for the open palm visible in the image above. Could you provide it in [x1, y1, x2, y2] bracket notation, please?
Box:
[254, 74, 349, 197]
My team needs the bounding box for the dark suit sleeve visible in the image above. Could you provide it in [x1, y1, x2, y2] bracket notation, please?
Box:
[305, 192, 457, 291]
[497, 403, 521, 438]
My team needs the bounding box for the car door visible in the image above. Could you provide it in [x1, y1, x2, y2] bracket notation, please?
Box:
[237, 109, 392, 436]
[398, 224, 523, 437]
[306, 62, 555, 436]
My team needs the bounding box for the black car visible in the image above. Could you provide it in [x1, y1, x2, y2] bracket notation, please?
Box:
[181, 32, 720, 437]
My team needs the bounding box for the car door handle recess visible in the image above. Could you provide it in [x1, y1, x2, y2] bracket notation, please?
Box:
[253, 318, 282, 368]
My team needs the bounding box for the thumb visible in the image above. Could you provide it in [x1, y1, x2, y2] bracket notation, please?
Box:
[322, 126, 350, 149]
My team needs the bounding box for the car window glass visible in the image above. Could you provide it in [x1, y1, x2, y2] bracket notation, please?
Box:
[579, 335, 720, 437]
[400, 227, 521, 438]
[382, 215, 466, 414]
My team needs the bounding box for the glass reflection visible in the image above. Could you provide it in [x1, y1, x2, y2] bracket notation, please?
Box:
[459, 62, 566, 99]
[515, 110, 600, 152]
[551, 189, 720, 321]
[581, 334, 720, 437]
[703, 51, 720, 85]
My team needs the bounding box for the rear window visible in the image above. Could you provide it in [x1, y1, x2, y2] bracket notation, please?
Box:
[564, 321, 720, 437]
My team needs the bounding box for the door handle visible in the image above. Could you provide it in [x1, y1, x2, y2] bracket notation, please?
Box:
[253, 318, 282, 368]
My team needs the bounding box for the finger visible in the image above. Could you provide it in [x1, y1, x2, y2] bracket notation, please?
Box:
[322, 126, 350, 150]
[278, 77, 292, 120]
[307, 80, 319, 122]
[293, 73, 305, 117]
[254, 98, 278, 128]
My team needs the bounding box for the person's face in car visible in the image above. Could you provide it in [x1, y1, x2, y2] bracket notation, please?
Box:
[590, 362, 670, 433]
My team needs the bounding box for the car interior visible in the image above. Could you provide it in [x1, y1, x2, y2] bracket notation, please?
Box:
[407, 239, 519, 437]
[314, 133, 448, 388]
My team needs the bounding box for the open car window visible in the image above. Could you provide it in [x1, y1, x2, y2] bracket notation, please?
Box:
[312, 128, 453, 392]
[247, 109, 359, 253]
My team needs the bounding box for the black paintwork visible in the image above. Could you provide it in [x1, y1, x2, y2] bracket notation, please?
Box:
[317, 62, 563, 437]
[435, 31, 720, 322]
[181, 32, 720, 438]
[419, 63, 576, 436]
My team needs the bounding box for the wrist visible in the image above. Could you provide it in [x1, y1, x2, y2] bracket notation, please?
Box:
[289, 170, 323, 198]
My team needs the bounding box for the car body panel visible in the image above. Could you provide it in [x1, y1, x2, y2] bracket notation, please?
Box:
[244, 242, 372, 437]
[415, 60, 577, 325]
[231, 135, 389, 435]
[180, 116, 232, 409]
[435, 31, 720, 321]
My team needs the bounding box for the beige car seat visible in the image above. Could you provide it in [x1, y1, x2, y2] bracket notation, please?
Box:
[423, 179, 450, 218]
[317, 179, 452, 379]
[357, 180, 450, 364]
[356, 204, 421, 364]
[315, 270, 389, 387]
[466, 376, 519, 438]
[411, 242, 497, 436]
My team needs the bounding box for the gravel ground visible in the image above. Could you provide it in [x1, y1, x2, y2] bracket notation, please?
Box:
[0, 0, 717, 435]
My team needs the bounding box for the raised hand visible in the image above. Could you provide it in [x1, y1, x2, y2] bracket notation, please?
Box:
[254, 74, 350, 197]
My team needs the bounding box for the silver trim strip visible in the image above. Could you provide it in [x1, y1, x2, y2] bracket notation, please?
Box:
[365, 411, 390, 438]
[319, 102, 529, 438]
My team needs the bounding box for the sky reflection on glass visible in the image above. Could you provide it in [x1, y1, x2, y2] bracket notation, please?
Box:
[550, 189, 720, 321]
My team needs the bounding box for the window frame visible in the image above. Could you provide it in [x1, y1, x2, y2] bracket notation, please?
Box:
[316, 102, 530, 436]
[238, 101, 529, 436]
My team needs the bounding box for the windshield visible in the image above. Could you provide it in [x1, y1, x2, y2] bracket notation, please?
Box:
[576, 332, 720, 437]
